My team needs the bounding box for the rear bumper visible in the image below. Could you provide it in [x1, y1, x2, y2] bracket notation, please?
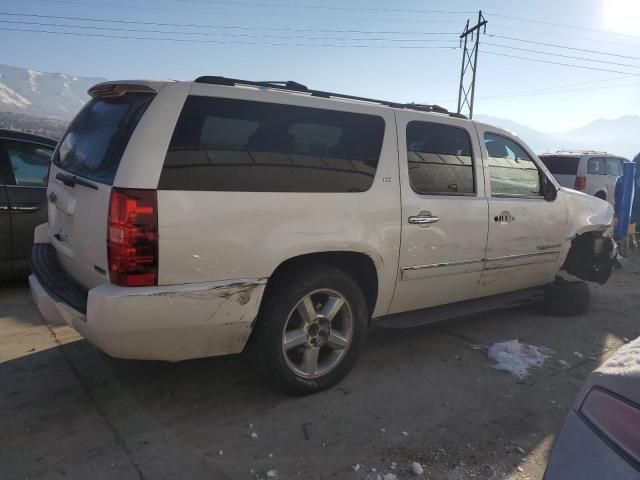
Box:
[30, 244, 267, 361]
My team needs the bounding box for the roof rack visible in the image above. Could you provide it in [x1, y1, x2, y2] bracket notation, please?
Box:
[194, 76, 468, 119]
[555, 149, 609, 155]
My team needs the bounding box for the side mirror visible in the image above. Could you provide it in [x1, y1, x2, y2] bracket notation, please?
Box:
[543, 177, 558, 202]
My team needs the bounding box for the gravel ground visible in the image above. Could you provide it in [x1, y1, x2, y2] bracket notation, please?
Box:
[1, 257, 639, 480]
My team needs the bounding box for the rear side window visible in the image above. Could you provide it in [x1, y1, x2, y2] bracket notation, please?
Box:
[588, 157, 605, 175]
[484, 132, 541, 197]
[540, 156, 579, 175]
[159, 96, 385, 192]
[406, 121, 474, 195]
[605, 158, 623, 176]
[53, 93, 155, 185]
[1, 140, 53, 186]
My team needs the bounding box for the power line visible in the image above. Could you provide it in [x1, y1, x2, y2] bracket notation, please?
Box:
[0, 12, 460, 35]
[483, 42, 640, 69]
[0, 25, 462, 49]
[485, 11, 640, 40]
[20, 0, 466, 24]
[488, 34, 640, 61]
[174, 0, 475, 14]
[440, 76, 638, 103]
[0, 19, 463, 43]
[483, 50, 640, 76]
[476, 81, 640, 101]
[491, 23, 640, 48]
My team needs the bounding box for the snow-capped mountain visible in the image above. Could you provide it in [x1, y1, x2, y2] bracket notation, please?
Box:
[0, 64, 105, 120]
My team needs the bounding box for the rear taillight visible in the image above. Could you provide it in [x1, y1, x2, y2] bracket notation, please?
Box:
[107, 188, 158, 287]
[574, 176, 587, 191]
[581, 388, 640, 464]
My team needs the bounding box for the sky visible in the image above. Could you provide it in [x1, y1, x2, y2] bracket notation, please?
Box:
[1, 0, 639, 133]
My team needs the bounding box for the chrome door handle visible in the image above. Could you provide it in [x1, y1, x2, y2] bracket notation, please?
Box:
[408, 215, 440, 224]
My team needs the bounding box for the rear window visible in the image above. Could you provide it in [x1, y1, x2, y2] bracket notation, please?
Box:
[53, 93, 155, 185]
[159, 96, 385, 192]
[540, 156, 580, 175]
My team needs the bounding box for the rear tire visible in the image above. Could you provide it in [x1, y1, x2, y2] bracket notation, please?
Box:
[250, 264, 368, 396]
[543, 280, 590, 316]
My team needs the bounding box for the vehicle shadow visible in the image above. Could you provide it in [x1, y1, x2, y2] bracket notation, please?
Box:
[1, 263, 638, 479]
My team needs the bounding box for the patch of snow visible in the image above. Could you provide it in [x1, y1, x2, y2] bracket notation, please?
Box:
[573, 351, 584, 359]
[487, 340, 554, 379]
[218, 450, 223, 456]
[382, 474, 397, 480]
[411, 461, 424, 475]
[401, 431, 409, 437]
[250, 432, 258, 439]
[598, 337, 640, 376]
[352, 464, 361, 472]
[558, 359, 569, 368]
[266, 470, 277, 478]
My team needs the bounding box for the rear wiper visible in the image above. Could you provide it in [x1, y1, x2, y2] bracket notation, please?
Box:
[55, 172, 99, 190]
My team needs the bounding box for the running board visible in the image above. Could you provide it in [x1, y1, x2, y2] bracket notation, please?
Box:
[374, 288, 545, 329]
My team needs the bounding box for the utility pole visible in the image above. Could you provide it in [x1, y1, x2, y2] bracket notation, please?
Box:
[457, 11, 487, 119]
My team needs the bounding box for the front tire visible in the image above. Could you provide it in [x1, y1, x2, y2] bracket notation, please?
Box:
[544, 279, 590, 316]
[250, 265, 368, 396]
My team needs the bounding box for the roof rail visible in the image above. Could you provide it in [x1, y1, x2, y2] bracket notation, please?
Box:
[555, 149, 609, 155]
[194, 76, 468, 119]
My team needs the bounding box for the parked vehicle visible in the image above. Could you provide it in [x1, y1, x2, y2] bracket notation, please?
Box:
[30, 77, 617, 395]
[539, 150, 630, 204]
[545, 338, 640, 479]
[0, 129, 56, 280]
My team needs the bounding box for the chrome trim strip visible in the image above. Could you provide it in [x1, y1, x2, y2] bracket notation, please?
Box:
[486, 250, 561, 262]
[401, 250, 561, 272]
[401, 258, 484, 271]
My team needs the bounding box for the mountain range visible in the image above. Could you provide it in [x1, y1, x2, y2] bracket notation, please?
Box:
[0, 64, 637, 158]
[0, 64, 105, 120]
[475, 114, 640, 160]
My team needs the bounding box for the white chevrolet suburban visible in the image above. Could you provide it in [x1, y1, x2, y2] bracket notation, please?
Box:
[30, 77, 617, 395]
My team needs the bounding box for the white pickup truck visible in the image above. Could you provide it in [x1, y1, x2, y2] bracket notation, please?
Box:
[30, 77, 616, 395]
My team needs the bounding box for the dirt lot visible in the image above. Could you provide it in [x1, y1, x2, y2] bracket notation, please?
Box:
[2, 258, 639, 480]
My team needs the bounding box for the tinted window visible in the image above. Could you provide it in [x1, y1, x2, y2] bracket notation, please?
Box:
[485, 133, 541, 197]
[540, 155, 579, 175]
[160, 96, 385, 192]
[2, 141, 53, 186]
[605, 158, 623, 176]
[588, 157, 605, 175]
[53, 93, 155, 185]
[406, 122, 474, 195]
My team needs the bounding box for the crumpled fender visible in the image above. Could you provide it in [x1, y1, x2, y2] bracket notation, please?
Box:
[562, 187, 615, 238]
[560, 188, 616, 284]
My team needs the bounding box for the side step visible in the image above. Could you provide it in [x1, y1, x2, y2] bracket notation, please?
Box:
[374, 288, 545, 329]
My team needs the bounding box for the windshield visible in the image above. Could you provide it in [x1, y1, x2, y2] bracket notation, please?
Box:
[53, 92, 154, 185]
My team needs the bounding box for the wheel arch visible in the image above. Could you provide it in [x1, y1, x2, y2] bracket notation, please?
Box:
[594, 190, 607, 200]
[264, 250, 381, 319]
